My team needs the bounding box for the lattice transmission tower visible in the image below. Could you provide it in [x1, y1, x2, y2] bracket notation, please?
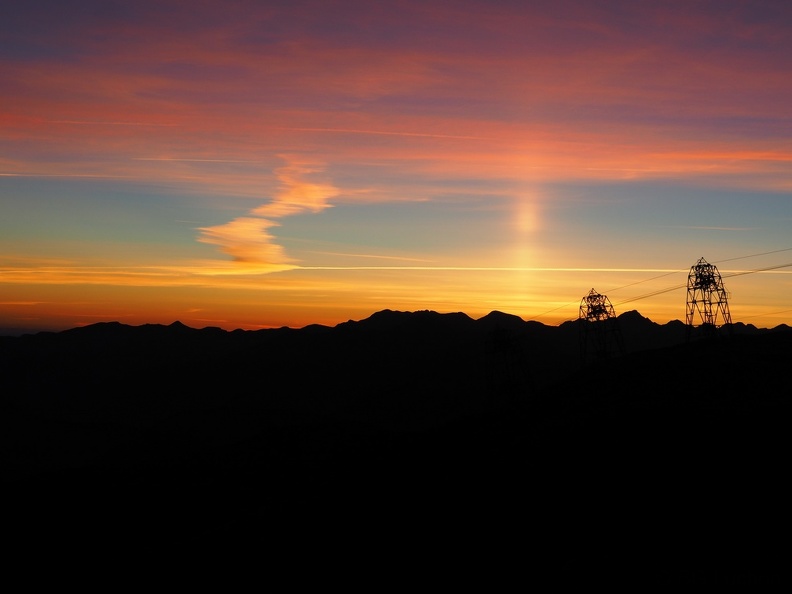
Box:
[685, 257, 732, 338]
[579, 288, 625, 364]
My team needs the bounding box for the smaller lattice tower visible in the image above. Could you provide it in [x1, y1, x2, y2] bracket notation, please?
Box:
[685, 257, 732, 339]
[578, 288, 625, 364]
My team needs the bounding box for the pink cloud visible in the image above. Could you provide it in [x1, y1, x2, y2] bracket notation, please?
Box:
[3, 1, 791, 194]
[197, 156, 340, 266]
[253, 158, 340, 217]
[197, 216, 289, 264]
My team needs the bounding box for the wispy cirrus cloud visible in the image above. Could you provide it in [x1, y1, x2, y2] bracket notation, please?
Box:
[197, 156, 340, 267]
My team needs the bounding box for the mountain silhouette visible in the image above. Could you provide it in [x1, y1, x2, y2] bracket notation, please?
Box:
[1, 309, 789, 584]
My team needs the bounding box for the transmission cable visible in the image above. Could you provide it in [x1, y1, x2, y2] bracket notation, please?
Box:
[714, 246, 792, 264]
[526, 247, 792, 321]
[611, 261, 792, 309]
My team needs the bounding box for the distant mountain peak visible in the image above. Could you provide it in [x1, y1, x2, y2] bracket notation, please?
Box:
[475, 310, 527, 331]
[617, 310, 656, 327]
[63, 320, 126, 335]
[479, 310, 524, 321]
[166, 320, 205, 333]
[336, 308, 475, 333]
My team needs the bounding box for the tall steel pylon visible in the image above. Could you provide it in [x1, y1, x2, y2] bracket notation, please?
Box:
[579, 288, 624, 364]
[685, 257, 732, 338]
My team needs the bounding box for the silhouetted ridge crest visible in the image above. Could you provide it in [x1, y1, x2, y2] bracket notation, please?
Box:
[10, 309, 788, 362]
[300, 323, 333, 334]
[4, 305, 791, 580]
[62, 320, 129, 335]
[337, 309, 475, 334]
[475, 310, 526, 332]
[616, 309, 653, 326]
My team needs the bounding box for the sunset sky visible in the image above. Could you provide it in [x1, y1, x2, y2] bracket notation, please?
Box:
[2, 0, 792, 334]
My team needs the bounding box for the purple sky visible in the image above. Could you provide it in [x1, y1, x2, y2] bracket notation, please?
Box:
[2, 0, 791, 333]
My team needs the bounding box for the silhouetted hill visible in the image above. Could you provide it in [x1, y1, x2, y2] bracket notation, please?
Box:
[338, 308, 476, 332]
[2, 309, 790, 583]
[616, 309, 689, 351]
[474, 309, 527, 332]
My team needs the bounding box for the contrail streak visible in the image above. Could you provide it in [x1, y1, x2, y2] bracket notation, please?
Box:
[0, 173, 130, 179]
[133, 158, 263, 163]
[296, 266, 686, 272]
[48, 120, 178, 127]
[279, 127, 491, 140]
[308, 251, 434, 262]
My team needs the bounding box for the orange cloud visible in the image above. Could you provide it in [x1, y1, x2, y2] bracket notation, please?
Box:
[197, 156, 340, 266]
[252, 158, 340, 217]
[197, 216, 289, 264]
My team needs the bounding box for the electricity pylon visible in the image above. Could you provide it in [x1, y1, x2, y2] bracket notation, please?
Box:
[685, 257, 732, 339]
[579, 288, 625, 364]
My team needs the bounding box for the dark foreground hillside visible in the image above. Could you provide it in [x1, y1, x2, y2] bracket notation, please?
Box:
[2, 310, 790, 585]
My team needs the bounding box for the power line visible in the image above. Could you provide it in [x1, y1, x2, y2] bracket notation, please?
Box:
[527, 247, 792, 321]
[612, 261, 792, 309]
[612, 282, 689, 308]
[604, 247, 792, 296]
[722, 261, 792, 279]
[741, 308, 792, 320]
[605, 269, 686, 294]
[714, 246, 792, 264]
[526, 300, 580, 322]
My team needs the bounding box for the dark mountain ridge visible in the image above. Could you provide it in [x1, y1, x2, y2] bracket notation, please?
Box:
[6, 307, 785, 355]
[2, 308, 790, 583]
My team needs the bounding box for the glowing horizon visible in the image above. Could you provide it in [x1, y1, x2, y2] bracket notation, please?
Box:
[2, 1, 792, 334]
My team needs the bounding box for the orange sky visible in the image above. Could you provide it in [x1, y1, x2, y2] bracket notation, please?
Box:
[2, 1, 792, 334]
